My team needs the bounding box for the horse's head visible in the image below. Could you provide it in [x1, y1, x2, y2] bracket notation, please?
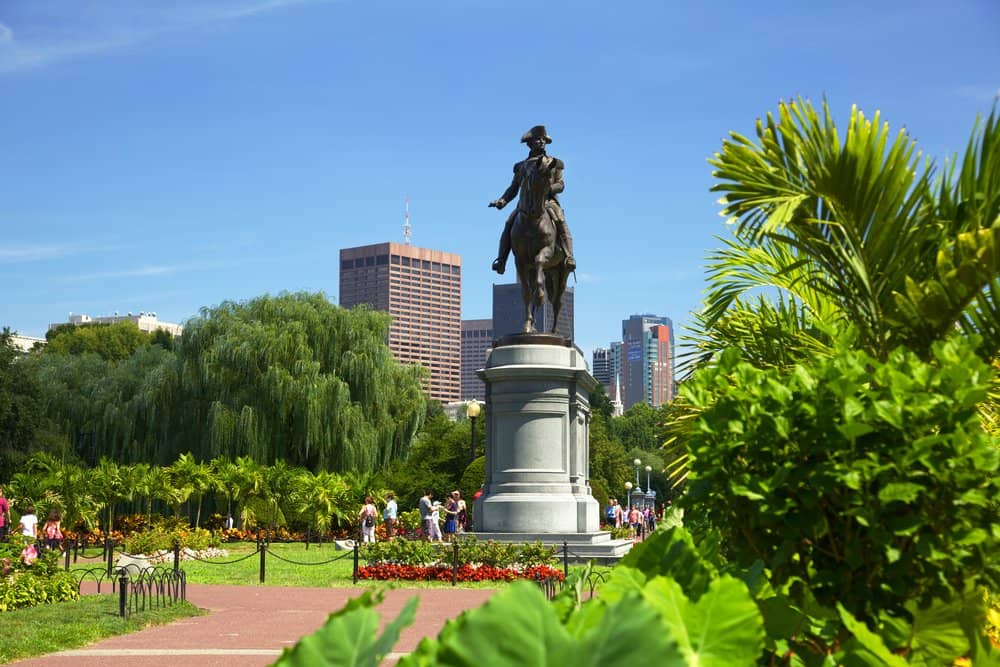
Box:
[519, 159, 551, 216]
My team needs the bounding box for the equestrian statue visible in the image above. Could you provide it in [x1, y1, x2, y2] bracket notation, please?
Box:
[488, 125, 575, 335]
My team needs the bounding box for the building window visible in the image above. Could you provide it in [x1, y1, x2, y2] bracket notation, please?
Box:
[377, 255, 389, 265]
[390, 255, 400, 265]
[341, 259, 353, 269]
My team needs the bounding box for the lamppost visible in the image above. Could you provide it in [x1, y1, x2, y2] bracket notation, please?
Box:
[633, 458, 642, 486]
[624, 481, 633, 508]
[466, 399, 481, 463]
[645, 465, 655, 511]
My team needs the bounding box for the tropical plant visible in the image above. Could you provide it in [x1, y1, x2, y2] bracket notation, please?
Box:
[289, 470, 352, 536]
[696, 99, 1000, 367]
[169, 453, 216, 527]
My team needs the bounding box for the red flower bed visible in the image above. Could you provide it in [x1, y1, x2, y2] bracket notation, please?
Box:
[357, 563, 564, 583]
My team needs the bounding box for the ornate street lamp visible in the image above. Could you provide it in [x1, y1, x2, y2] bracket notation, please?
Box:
[466, 400, 482, 463]
[633, 458, 641, 486]
[624, 481, 633, 507]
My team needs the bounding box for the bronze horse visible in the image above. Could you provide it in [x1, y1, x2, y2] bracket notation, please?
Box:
[510, 158, 571, 334]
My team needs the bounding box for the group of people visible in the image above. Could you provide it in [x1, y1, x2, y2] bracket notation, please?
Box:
[357, 489, 471, 544]
[418, 489, 468, 542]
[0, 485, 65, 552]
[605, 497, 659, 540]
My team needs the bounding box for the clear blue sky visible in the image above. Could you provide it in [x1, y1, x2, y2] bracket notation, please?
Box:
[2, 0, 998, 361]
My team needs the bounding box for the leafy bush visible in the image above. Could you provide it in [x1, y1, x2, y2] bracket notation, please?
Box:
[123, 527, 220, 554]
[0, 571, 79, 612]
[681, 337, 1000, 623]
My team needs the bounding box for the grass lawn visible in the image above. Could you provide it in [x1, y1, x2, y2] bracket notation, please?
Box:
[69, 541, 605, 589]
[0, 595, 203, 664]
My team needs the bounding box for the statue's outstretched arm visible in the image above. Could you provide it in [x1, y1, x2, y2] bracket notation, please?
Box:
[489, 163, 521, 209]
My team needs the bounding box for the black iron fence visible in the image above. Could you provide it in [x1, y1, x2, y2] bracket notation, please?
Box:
[63, 534, 608, 606]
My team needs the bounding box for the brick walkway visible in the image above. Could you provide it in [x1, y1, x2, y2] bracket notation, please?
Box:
[11, 584, 496, 666]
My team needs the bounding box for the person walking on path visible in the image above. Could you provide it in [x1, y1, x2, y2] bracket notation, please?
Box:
[19, 504, 38, 538]
[358, 496, 378, 543]
[418, 490, 434, 541]
[42, 509, 63, 551]
[383, 492, 398, 538]
[0, 485, 10, 542]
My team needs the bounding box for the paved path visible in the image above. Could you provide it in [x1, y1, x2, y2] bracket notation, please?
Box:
[12, 584, 496, 667]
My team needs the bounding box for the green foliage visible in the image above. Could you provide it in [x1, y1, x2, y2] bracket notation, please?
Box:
[123, 526, 219, 554]
[681, 336, 1000, 623]
[0, 328, 44, 472]
[0, 571, 78, 612]
[44, 321, 152, 361]
[457, 456, 484, 504]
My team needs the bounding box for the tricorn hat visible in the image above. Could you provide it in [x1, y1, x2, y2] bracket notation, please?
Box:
[520, 125, 552, 144]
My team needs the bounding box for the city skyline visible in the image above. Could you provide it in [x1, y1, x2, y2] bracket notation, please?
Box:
[2, 1, 997, 362]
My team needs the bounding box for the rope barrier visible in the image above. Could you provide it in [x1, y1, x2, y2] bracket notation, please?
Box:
[181, 548, 262, 565]
[265, 549, 353, 566]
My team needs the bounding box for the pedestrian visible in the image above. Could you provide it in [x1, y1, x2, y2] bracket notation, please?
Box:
[614, 500, 624, 529]
[0, 485, 10, 542]
[454, 491, 468, 533]
[42, 509, 63, 551]
[418, 489, 434, 541]
[19, 505, 38, 539]
[383, 492, 398, 538]
[443, 492, 459, 540]
[470, 487, 483, 531]
[628, 504, 642, 541]
[428, 500, 444, 543]
[359, 496, 378, 543]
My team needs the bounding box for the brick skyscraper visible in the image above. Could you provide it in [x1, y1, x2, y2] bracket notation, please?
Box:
[340, 242, 462, 403]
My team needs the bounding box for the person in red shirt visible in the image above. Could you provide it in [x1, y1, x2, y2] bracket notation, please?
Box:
[0, 485, 9, 542]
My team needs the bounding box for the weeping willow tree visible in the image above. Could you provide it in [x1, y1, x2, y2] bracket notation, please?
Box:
[158, 292, 427, 471]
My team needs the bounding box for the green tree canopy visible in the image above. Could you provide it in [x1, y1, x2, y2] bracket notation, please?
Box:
[166, 292, 427, 471]
[45, 321, 153, 361]
[0, 328, 44, 472]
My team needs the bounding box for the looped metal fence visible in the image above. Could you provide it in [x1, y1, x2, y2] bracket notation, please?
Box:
[123, 567, 186, 617]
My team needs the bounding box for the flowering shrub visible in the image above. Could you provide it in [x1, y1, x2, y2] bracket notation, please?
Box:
[0, 535, 79, 612]
[357, 563, 564, 583]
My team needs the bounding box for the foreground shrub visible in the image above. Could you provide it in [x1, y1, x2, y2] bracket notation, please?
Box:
[682, 337, 1000, 623]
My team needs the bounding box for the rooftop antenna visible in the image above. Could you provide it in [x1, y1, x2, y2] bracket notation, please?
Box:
[403, 194, 412, 245]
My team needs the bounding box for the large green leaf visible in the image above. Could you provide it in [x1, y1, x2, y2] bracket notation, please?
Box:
[617, 526, 716, 599]
[835, 604, 907, 667]
[642, 575, 764, 667]
[274, 590, 417, 667]
[903, 593, 979, 666]
[420, 582, 681, 667]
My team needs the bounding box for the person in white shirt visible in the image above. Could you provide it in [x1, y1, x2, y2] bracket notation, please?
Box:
[19, 505, 38, 538]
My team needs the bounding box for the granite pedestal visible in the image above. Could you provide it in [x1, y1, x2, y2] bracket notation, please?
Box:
[473, 334, 632, 561]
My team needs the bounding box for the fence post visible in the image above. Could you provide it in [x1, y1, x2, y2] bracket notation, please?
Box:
[259, 533, 266, 584]
[452, 540, 459, 587]
[173, 538, 181, 576]
[118, 570, 128, 618]
[352, 540, 359, 585]
[106, 537, 115, 578]
[563, 541, 569, 579]
[305, 526, 310, 551]
[73, 536, 79, 563]
[63, 539, 70, 571]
